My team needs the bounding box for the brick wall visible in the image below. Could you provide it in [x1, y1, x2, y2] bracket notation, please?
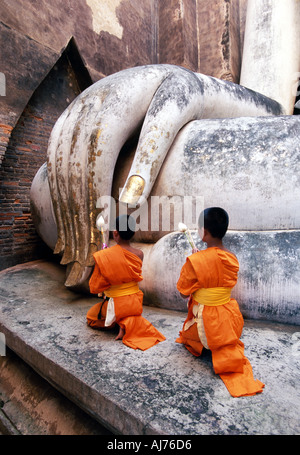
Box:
[0, 53, 85, 270]
[0, 107, 53, 268]
[0, 124, 13, 166]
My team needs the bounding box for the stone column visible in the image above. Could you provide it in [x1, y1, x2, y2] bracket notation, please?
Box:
[158, 0, 199, 71]
[240, 0, 300, 114]
[196, 0, 242, 82]
[157, 0, 243, 79]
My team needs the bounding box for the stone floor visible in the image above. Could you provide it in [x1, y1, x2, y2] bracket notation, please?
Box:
[0, 260, 299, 435]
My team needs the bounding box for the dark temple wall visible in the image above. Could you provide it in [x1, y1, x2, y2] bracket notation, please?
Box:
[0, 52, 85, 268]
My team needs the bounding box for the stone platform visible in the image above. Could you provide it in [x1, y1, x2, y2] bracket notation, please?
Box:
[0, 260, 299, 435]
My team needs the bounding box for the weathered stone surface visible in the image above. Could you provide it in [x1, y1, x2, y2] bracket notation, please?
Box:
[113, 113, 299, 242]
[118, 69, 283, 207]
[148, 115, 300, 232]
[138, 230, 300, 325]
[240, 0, 300, 114]
[30, 163, 58, 252]
[238, 0, 249, 53]
[0, 260, 299, 435]
[0, 0, 156, 79]
[0, 22, 59, 127]
[0, 348, 111, 435]
[0, 0, 156, 130]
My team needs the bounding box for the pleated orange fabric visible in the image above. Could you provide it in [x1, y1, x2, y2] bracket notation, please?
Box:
[87, 245, 165, 350]
[176, 247, 264, 397]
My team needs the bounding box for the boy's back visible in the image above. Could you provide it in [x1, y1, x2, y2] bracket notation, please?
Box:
[87, 215, 165, 350]
[89, 244, 143, 292]
[176, 207, 264, 397]
[178, 247, 239, 293]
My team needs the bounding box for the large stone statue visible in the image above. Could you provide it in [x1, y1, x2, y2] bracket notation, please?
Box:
[30, 0, 300, 325]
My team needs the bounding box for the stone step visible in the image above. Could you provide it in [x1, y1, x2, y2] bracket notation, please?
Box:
[0, 260, 299, 435]
[0, 347, 112, 435]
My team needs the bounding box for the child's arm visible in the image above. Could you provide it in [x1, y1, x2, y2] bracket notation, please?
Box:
[89, 262, 110, 294]
[177, 259, 199, 297]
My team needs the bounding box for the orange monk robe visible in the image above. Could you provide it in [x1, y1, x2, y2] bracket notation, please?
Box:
[176, 247, 265, 398]
[87, 244, 165, 351]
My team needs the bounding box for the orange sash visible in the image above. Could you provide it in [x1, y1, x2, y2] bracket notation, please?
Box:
[192, 286, 232, 306]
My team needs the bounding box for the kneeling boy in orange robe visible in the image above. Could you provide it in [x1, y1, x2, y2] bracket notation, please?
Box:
[87, 215, 165, 351]
[176, 207, 264, 397]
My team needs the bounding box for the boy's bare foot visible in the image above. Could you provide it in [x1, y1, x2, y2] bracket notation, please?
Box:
[115, 327, 125, 340]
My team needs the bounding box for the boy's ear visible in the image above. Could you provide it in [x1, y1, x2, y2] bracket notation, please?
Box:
[202, 228, 209, 240]
[199, 226, 206, 240]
